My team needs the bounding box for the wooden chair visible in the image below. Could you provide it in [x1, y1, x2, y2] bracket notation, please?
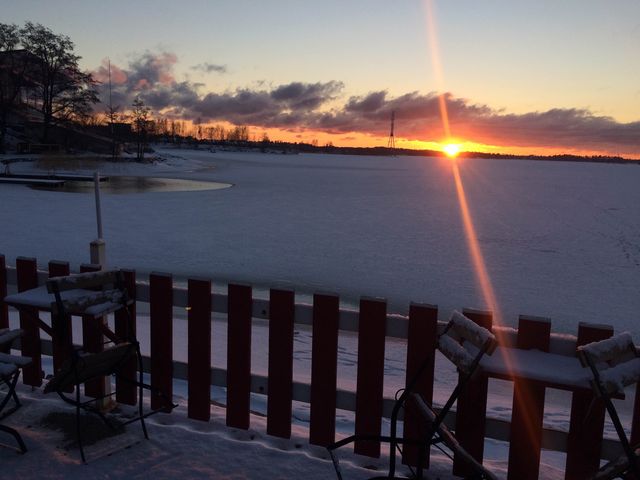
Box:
[327, 310, 498, 479]
[0, 328, 32, 453]
[43, 269, 155, 463]
[577, 332, 640, 480]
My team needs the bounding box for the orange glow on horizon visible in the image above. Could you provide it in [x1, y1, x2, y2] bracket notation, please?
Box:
[134, 116, 633, 159]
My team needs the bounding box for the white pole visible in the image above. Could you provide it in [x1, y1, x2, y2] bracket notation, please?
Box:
[90, 171, 106, 266]
[90, 171, 110, 408]
[94, 171, 103, 239]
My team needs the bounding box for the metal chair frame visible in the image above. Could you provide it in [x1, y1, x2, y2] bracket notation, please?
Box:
[44, 269, 174, 463]
[327, 311, 497, 480]
[578, 333, 640, 480]
[0, 329, 30, 453]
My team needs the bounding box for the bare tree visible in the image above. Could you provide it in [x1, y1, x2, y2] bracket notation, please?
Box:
[227, 125, 249, 142]
[103, 59, 121, 159]
[20, 22, 98, 141]
[0, 23, 24, 153]
[131, 96, 150, 161]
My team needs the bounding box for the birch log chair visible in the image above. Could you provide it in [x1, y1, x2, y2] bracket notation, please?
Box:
[327, 310, 498, 480]
[577, 332, 640, 480]
[0, 328, 31, 453]
[43, 269, 151, 463]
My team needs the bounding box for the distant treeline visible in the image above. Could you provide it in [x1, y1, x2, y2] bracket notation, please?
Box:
[177, 137, 639, 165]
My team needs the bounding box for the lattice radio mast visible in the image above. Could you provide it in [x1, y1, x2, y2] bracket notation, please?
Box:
[387, 110, 395, 150]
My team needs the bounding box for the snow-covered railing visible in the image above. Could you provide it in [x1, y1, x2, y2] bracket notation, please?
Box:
[1, 254, 639, 480]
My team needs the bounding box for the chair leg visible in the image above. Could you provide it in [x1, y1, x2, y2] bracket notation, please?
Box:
[135, 342, 149, 440]
[602, 395, 640, 479]
[0, 424, 27, 453]
[0, 371, 21, 413]
[76, 382, 86, 464]
[1, 371, 25, 453]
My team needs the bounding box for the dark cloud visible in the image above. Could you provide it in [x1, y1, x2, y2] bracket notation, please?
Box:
[95, 52, 341, 125]
[191, 62, 227, 74]
[345, 91, 387, 113]
[270, 81, 343, 110]
[94, 52, 640, 156]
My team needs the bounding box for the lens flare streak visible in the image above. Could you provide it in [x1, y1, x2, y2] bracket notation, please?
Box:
[451, 162, 502, 325]
[425, 0, 541, 457]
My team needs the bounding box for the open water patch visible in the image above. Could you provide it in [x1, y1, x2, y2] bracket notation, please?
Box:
[31, 176, 232, 194]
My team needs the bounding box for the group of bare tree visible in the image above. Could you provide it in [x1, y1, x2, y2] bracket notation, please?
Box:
[0, 22, 98, 152]
[143, 117, 252, 144]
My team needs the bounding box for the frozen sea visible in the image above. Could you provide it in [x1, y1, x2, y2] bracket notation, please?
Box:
[2, 146, 639, 335]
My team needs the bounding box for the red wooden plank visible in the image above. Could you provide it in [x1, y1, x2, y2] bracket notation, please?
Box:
[354, 297, 387, 457]
[150, 272, 174, 412]
[565, 322, 613, 480]
[267, 288, 295, 438]
[0, 255, 8, 352]
[507, 315, 551, 480]
[48, 260, 72, 392]
[115, 269, 137, 405]
[187, 278, 212, 421]
[80, 263, 105, 398]
[16, 257, 41, 387]
[402, 303, 438, 468]
[309, 293, 339, 447]
[453, 308, 492, 477]
[226, 283, 252, 429]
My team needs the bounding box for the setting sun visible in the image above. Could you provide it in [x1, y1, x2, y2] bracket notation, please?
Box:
[443, 143, 461, 158]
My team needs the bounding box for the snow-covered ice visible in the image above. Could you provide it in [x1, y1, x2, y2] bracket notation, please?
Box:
[1, 147, 639, 477]
[1, 147, 639, 335]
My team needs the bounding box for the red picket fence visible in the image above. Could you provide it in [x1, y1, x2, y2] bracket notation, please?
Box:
[1, 253, 639, 480]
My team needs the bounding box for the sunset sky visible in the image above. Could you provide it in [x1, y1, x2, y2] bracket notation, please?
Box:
[3, 0, 640, 157]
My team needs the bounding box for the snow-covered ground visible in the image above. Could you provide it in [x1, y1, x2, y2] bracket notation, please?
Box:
[6, 379, 552, 480]
[1, 331, 568, 480]
[1, 147, 639, 477]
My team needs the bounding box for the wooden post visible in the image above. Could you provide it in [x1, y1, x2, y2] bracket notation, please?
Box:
[16, 257, 41, 387]
[0, 255, 8, 351]
[507, 315, 551, 480]
[565, 322, 613, 480]
[187, 278, 212, 421]
[80, 263, 106, 399]
[226, 283, 252, 429]
[150, 272, 173, 412]
[309, 293, 339, 447]
[267, 288, 295, 438]
[115, 269, 137, 405]
[354, 297, 387, 457]
[48, 260, 72, 392]
[402, 303, 438, 467]
[453, 308, 492, 477]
